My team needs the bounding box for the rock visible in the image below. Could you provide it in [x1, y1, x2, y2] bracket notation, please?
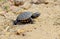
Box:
[21, 2, 32, 9]
[16, 29, 25, 35]
[14, 0, 25, 6]
[31, 0, 45, 4]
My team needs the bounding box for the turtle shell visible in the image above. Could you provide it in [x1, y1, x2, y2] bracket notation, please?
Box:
[17, 12, 32, 20]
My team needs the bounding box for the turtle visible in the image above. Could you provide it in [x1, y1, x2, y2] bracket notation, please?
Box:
[13, 12, 40, 25]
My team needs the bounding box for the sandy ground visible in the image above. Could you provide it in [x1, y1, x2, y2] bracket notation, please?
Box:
[0, 0, 60, 39]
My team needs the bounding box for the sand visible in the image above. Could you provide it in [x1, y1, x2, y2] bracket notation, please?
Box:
[0, 0, 60, 39]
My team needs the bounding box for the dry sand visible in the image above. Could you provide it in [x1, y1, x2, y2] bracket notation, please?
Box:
[0, 0, 60, 39]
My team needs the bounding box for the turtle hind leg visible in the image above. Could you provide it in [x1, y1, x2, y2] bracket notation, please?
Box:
[13, 19, 20, 25]
[13, 20, 18, 25]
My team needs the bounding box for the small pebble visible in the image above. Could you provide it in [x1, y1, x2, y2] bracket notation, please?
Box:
[16, 32, 20, 35]
[22, 33, 25, 36]
[34, 28, 37, 29]
[16, 29, 25, 35]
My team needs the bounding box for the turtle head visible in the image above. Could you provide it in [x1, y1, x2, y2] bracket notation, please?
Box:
[31, 12, 40, 19]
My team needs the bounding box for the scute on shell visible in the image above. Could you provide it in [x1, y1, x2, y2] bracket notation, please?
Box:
[17, 12, 32, 20]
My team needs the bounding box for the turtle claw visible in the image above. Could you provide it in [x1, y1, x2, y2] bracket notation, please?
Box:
[30, 21, 34, 24]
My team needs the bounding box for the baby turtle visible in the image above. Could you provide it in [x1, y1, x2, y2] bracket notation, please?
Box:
[13, 12, 40, 25]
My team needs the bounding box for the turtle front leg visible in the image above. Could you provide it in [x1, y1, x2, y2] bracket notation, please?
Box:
[29, 18, 34, 24]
